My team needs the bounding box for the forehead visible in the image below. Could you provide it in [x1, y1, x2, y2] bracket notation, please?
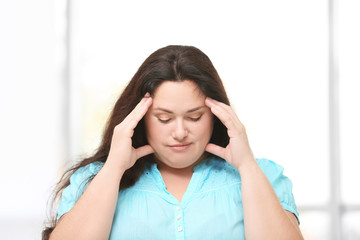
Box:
[151, 80, 206, 111]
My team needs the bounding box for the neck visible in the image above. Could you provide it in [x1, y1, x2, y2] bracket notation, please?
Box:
[155, 152, 209, 176]
[156, 161, 195, 177]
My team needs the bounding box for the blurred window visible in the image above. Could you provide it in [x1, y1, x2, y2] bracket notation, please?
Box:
[67, 1, 360, 239]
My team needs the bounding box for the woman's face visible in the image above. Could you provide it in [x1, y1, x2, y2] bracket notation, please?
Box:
[145, 80, 213, 169]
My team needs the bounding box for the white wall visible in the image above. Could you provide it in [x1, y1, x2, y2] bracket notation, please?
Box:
[0, 0, 63, 239]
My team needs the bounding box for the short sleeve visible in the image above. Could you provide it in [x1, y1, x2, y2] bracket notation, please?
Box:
[56, 162, 104, 222]
[256, 158, 300, 223]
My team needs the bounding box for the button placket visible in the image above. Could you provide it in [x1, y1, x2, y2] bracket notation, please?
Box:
[175, 205, 185, 239]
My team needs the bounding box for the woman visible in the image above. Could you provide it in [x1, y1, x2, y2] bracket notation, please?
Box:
[43, 45, 303, 239]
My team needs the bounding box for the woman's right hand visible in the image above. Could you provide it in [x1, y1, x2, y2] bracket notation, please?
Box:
[50, 94, 154, 240]
[107, 93, 154, 172]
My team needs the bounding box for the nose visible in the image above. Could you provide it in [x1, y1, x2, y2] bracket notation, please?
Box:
[172, 119, 188, 141]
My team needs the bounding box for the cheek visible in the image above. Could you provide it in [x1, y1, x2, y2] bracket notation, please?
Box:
[204, 113, 214, 133]
[193, 117, 213, 140]
[145, 118, 168, 143]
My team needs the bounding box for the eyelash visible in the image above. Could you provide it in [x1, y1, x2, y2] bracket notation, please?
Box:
[189, 116, 202, 122]
[158, 119, 171, 123]
[157, 116, 202, 124]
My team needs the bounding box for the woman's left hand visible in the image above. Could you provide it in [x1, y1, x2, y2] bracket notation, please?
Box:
[205, 97, 255, 169]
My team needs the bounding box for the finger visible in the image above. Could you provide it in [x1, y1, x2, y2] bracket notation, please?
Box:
[124, 94, 151, 121]
[205, 98, 238, 132]
[205, 143, 227, 160]
[206, 98, 246, 137]
[135, 145, 154, 159]
[123, 95, 153, 129]
[130, 96, 152, 124]
[206, 97, 240, 123]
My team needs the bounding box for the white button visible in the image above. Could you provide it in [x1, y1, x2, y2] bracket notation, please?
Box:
[177, 215, 182, 220]
[177, 226, 183, 232]
[176, 206, 181, 210]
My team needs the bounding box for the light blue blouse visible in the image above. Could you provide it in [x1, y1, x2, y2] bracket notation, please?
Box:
[57, 157, 299, 240]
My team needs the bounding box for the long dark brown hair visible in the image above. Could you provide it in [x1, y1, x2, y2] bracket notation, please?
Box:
[42, 45, 230, 239]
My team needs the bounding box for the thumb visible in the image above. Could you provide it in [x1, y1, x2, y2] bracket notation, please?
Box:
[135, 145, 155, 159]
[206, 143, 226, 160]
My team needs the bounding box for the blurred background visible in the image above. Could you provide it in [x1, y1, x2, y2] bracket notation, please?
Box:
[0, 0, 359, 239]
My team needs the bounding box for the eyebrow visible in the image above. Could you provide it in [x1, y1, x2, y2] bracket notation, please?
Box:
[153, 106, 206, 114]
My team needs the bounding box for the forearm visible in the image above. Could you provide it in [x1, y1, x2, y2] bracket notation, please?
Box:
[239, 158, 303, 240]
[50, 160, 124, 240]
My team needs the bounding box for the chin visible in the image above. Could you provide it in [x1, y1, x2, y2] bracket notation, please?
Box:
[158, 155, 204, 170]
[170, 162, 196, 169]
[160, 159, 194, 169]
[153, 148, 207, 168]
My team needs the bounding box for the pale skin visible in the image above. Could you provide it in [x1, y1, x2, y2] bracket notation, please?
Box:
[50, 80, 303, 240]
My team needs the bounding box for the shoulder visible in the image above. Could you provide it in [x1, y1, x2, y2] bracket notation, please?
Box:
[255, 158, 299, 219]
[256, 157, 284, 169]
[68, 161, 104, 188]
[72, 161, 104, 177]
[255, 158, 287, 181]
[193, 157, 241, 192]
[200, 157, 287, 184]
[56, 161, 104, 222]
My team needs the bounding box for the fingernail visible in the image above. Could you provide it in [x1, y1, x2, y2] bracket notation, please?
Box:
[144, 92, 150, 97]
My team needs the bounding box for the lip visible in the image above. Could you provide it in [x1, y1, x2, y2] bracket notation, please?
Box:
[169, 143, 192, 151]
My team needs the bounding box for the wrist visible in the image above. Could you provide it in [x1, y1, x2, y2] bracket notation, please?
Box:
[104, 157, 128, 178]
[237, 156, 257, 175]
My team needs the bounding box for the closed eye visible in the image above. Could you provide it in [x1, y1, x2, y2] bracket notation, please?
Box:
[158, 118, 171, 123]
[188, 116, 202, 122]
